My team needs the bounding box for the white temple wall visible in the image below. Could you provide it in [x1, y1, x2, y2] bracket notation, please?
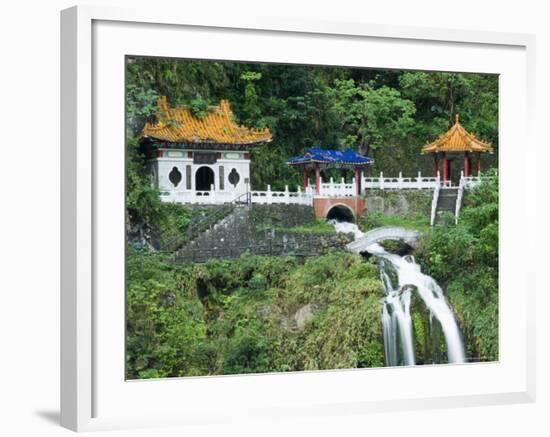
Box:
[149, 149, 252, 203]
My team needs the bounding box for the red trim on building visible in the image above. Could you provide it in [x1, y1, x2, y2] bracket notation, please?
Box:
[244, 152, 250, 160]
[156, 150, 164, 158]
[187, 151, 193, 159]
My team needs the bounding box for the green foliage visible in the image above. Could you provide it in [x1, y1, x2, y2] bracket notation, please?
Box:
[126, 84, 159, 133]
[359, 211, 430, 233]
[332, 79, 416, 156]
[126, 254, 207, 378]
[418, 174, 499, 361]
[126, 136, 165, 231]
[283, 219, 335, 234]
[188, 98, 211, 118]
[126, 251, 385, 378]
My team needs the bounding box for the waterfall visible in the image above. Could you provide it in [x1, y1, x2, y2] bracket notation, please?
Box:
[328, 219, 466, 366]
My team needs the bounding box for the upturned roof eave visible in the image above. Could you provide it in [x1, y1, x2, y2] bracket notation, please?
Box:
[140, 135, 272, 147]
[420, 144, 494, 154]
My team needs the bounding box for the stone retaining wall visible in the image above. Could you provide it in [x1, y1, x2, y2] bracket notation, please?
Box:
[363, 189, 432, 219]
[174, 204, 351, 263]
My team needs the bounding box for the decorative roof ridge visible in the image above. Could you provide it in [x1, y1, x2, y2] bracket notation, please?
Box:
[421, 113, 493, 154]
[141, 96, 272, 146]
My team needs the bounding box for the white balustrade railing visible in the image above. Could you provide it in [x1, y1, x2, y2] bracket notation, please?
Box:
[250, 185, 312, 205]
[455, 172, 465, 224]
[159, 171, 494, 206]
[430, 183, 441, 227]
[316, 177, 356, 197]
[161, 184, 313, 205]
[363, 171, 440, 190]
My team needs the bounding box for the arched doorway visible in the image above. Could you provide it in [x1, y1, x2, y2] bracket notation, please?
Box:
[326, 204, 355, 223]
[195, 166, 215, 191]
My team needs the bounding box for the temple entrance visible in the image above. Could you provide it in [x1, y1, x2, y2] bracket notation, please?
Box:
[195, 166, 215, 191]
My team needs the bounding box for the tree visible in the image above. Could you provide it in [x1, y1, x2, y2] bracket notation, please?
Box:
[331, 78, 416, 159]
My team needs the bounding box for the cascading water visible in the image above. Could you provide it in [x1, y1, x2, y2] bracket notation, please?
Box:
[328, 219, 466, 366]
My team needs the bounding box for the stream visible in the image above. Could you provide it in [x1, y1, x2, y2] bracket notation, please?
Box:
[328, 219, 466, 366]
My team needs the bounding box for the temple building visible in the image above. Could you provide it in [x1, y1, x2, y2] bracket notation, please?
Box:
[140, 96, 272, 203]
[421, 114, 493, 183]
[287, 148, 374, 195]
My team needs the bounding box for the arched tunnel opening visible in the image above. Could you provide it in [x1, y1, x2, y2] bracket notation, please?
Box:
[326, 205, 355, 223]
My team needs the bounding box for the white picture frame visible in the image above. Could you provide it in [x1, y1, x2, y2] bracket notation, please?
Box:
[61, 5, 536, 432]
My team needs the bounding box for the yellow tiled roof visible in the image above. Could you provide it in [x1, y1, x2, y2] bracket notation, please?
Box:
[421, 115, 493, 154]
[141, 96, 272, 145]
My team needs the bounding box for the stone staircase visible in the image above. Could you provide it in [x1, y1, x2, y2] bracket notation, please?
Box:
[434, 187, 458, 226]
[172, 205, 351, 264]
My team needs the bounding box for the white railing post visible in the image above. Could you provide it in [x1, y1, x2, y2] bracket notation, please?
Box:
[455, 177, 464, 224]
[430, 184, 440, 227]
[398, 172, 403, 189]
[267, 184, 271, 204]
[417, 171, 422, 190]
[380, 171, 384, 190]
[284, 185, 289, 204]
[210, 184, 216, 203]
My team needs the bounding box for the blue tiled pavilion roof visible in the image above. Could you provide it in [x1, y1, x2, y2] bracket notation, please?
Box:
[287, 148, 373, 166]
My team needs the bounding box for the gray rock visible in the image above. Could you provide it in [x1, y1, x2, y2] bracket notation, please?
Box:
[293, 304, 318, 330]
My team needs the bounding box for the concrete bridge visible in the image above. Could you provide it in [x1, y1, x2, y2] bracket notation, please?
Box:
[346, 226, 421, 253]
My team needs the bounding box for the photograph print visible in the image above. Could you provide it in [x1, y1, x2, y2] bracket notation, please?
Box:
[125, 56, 499, 379]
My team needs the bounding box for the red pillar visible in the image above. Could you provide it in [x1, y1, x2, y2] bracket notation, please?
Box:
[433, 154, 439, 178]
[303, 167, 308, 190]
[315, 163, 320, 195]
[442, 153, 448, 182]
[354, 167, 360, 195]
[477, 152, 481, 175]
[463, 152, 470, 177]
[447, 159, 452, 182]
